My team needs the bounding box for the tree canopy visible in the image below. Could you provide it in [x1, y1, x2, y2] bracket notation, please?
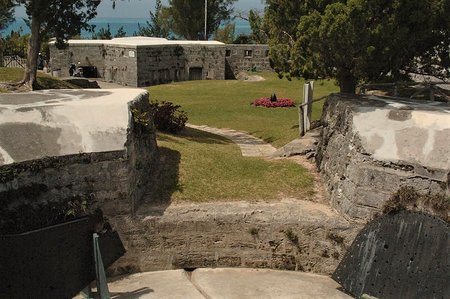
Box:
[265, 0, 450, 93]
[0, 0, 15, 32]
[135, 0, 172, 38]
[12, 0, 100, 89]
[168, 0, 237, 40]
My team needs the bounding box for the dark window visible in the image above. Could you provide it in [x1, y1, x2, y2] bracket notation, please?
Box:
[244, 50, 253, 57]
[225, 49, 231, 57]
[265, 50, 269, 57]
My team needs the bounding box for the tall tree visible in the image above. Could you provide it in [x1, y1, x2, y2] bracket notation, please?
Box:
[265, 0, 450, 93]
[136, 0, 171, 38]
[0, 0, 15, 32]
[16, 0, 100, 89]
[0, 0, 15, 67]
[168, 0, 237, 40]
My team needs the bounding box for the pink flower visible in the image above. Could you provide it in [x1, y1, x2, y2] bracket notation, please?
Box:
[251, 98, 296, 108]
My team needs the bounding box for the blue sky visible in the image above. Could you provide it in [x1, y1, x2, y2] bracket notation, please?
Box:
[15, 0, 265, 19]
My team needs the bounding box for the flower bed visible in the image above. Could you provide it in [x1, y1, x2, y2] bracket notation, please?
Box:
[251, 97, 296, 108]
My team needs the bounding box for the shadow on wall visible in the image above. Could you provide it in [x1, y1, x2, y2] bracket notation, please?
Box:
[111, 287, 154, 299]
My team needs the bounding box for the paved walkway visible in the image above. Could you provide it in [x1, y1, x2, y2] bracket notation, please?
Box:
[85, 268, 351, 299]
[187, 124, 276, 157]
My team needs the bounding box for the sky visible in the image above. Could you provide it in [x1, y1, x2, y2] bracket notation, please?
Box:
[15, 0, 266, 19]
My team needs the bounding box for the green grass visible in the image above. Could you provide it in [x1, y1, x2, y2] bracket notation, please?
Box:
[0, 67, 76, 91]
[148, 72, 338, 147]
[153, 128, 315, 202]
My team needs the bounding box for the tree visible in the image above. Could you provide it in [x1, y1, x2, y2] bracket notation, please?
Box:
[15, 0, 100, 89]
[0, 0, 15, 32]
[135, 0, 171, 38]
[0, 0, 15, 67]
[168, 0, 237, 40]
[92, 24, 112, 40]
[213, 22, 235, 44]
[247, 9, 267, 44]
[265, 0, 450, 93]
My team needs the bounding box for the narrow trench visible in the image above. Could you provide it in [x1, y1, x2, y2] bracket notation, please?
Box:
[184, 268, 211, 299]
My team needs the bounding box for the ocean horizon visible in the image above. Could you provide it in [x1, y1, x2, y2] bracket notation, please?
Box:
[1, 17, 252, 40]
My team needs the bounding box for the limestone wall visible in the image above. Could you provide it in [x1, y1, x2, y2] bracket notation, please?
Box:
[104, 45, 139, 86]
[49, 43, 105, 78]
[317, 94, 450, 221]
[49, 41, 269, 86]
[106, 201, 360, 276]
[0, 91, 159, 225]
[225, 44, 271, 78]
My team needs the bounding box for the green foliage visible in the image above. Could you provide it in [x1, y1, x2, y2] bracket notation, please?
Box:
[265, 0, 450, 93]
[0, 0, 15, 32]
[92, 24, 112, 40]
[135, 0, 172, 38]
[168, 0, 237, 40]
[248, 9, 267, 44]
[214, 22, 235, 44]
[150, 101, 188, 134]
[383, 186, 450, 222]
[114, 26, 126, 38]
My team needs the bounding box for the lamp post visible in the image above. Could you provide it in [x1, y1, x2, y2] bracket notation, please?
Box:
[204, 0, 207, 40]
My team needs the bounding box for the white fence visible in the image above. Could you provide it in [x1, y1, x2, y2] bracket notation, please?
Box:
[2, 55, 27, 68]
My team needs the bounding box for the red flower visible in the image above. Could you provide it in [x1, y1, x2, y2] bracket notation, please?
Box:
[251, 98, 296, 108]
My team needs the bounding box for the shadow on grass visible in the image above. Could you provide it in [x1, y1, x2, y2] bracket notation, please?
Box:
[249, 130, 278, 145]
[139, 146, 182, 216]
[158, 127, 232, 145]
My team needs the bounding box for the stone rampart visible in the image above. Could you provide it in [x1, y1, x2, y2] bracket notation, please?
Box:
[0, 90, 159, 223]
[317, 94, 450, 221]
[225, 44, 271, 78]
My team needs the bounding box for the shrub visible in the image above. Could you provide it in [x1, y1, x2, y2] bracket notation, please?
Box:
[150, 101, 188, 134]
[252, 97, 296, 108]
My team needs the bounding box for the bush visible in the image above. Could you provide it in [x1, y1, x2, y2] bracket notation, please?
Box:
[150, 101, 188, 134]
[252, 97, 296, 108]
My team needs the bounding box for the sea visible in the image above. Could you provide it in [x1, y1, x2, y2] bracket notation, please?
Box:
[1, 17, 252, 39]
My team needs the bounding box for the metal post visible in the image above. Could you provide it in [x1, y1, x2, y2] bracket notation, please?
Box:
[303, 82, 313, 133]
[93, 233, 110, 299]
[204, 0, 208, 40]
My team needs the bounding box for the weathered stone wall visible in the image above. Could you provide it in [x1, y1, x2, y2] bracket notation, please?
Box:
[49, 41, 269, 86]
[104, 45, 139, 86]
[106, 201, 361, 276]
[136, 45, 186, 86]
[49, 43, 105, 78]
[317, 94, 450, 221]
[183, 45, 226, 81]
[225, 44, 271, 78]
[0, 91, 159, 221]
[0, 151, 129, 219]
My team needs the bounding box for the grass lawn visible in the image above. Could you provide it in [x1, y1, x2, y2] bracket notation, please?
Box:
[154, 128, 315, 202]
[0, 67, 76, 91]
[148, 72, 338, 148]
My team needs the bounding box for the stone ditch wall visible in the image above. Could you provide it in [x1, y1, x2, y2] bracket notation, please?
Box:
[316, 94, 450, 221]
[225, 44, 271, 79]
[106, 201, 361, 276]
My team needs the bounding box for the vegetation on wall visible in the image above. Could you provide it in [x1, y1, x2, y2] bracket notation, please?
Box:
[150, 101, 188, 134]
[382, 186, 450, 222]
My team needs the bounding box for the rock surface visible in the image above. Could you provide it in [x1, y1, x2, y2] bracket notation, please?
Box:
[317, 94, 450, 221]
[106, 199, 361, 276]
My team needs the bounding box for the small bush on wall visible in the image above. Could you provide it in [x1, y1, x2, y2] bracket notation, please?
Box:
[150, 101, 188, 133]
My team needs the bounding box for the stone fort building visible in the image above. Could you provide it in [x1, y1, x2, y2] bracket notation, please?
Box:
[49, 37, 271, 87]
